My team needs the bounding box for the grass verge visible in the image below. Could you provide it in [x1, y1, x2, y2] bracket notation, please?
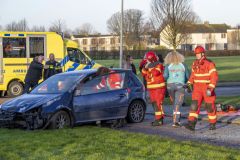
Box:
[0, 127, 239, 160]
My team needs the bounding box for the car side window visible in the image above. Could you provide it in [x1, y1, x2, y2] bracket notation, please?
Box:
[128, 73, 142, 87]
[80, 72, 125, 95]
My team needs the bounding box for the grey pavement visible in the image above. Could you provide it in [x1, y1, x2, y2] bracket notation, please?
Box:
[120, 114, 240, 149]
[146, 103, 240, 125]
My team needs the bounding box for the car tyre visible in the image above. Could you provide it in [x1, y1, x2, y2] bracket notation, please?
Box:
[7, 81, 24, 97]
[127, 100, 145, 123]
[49, 111, 71, 129]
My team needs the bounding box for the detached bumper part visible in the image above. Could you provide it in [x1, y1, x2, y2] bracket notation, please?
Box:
[0, 108, 47, 130]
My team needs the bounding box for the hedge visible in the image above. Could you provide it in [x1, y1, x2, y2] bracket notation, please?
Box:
[87, 50, 240, 60]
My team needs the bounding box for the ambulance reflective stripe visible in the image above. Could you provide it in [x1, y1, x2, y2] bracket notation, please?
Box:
[59, 55, 95, 72]
[83, 60, 95, 70]
[189, 113, 198, 118]
[4, 33, 25, 37]
[67, 62, 80, 72]
[60, 56, 70, 67]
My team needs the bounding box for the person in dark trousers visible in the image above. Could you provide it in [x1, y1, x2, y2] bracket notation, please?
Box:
[44, 53, 62, 80]
[24, 56, 44, 93]
[123, 55, 137, 74]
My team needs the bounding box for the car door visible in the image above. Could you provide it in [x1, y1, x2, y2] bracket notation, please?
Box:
[73, 72, 128, 123]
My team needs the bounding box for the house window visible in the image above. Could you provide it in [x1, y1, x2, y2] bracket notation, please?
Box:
[91, 39, 97, 45]
[99, 38, 105, 45]
[221, 33, 226, 38]
[99, 47, 105, 51]
[90, 47, 97, 51]
[110, 38, 115, 44]
[83, 39, 88, 45]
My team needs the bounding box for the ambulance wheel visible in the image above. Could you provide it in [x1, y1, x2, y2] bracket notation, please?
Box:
[7, 81, 24, 97]
[127, 100, 145, 123]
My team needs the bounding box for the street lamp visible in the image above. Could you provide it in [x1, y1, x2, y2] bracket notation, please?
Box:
[120, 0, 124, 68]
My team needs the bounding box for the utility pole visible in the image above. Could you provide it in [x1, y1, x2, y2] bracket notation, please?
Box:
[120, 0, 124, 68]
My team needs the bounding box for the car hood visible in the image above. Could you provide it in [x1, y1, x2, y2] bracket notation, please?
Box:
[1, 94, 62, 112]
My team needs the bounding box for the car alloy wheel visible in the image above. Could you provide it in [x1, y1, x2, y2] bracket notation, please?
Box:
[50, 111, 71, 129]
[56, 114, 69, 129]
[127, 100, 145, 123]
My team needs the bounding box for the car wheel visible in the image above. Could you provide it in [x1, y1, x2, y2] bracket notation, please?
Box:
[7, 81, 24, 97]
[127, 100, 145, 123]
[49, 111, 71, 129]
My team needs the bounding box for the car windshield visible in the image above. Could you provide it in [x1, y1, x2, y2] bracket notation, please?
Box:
[30, 75, 82, 94]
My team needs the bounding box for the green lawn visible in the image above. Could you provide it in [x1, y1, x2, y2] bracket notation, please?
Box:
[96, 56, 240, 82]
[0, 127, 239, 160]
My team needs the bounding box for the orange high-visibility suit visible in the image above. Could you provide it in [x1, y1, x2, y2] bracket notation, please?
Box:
[96, 72, 122, 90]
[142, 63, 166, 120]
[187, 57, 218, 125]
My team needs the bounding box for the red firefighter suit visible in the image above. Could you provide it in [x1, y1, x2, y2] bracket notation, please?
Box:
[142, 60, 166, 122]
[187, 47, 218, 130]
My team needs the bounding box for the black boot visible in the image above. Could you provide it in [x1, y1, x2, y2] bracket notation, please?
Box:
[209, 123, 216, 130]
[152, 119, 163, 126]
[185, 121, 196, 131]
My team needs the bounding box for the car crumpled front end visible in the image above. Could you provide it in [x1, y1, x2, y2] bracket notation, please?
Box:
[0, 105, 49, 130]
[0, 94, 67, 130]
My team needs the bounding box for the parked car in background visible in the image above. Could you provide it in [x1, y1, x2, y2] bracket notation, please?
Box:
[0, 69, 146, 129]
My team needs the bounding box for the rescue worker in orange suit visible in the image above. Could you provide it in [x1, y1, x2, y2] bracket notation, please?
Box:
[141, 51, 166, 126]
[185, 46, 218, 131]
[95, 67, 122, 90]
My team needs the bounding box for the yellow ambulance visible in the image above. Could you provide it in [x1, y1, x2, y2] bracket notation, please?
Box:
[0, 32, 101, 97]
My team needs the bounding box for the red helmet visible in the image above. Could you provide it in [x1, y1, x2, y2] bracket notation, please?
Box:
[145, 51, 158, 62]
[194, 46, 205, 54]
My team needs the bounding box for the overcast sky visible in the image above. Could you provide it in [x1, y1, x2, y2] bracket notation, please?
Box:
[1, 0, 240, 33]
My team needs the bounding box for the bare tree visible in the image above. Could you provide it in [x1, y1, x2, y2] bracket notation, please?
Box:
[74, 23, 96, 35]
[31, 25, 46, 32]
[49, 19, 67, 33]
[107, 9, 145, 49]
[151, 0, 199, 50]
[5, 18, 29, 31]
[0, 25, 2, 31]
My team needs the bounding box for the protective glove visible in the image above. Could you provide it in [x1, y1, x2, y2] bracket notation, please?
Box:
[144, 61, 151, 69]
[139, 59, 147, 69]
[206, 88, 214, 97]
[184, 83, 193, 93]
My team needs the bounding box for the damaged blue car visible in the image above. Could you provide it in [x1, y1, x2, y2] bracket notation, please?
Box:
[0, 69, 146, 129]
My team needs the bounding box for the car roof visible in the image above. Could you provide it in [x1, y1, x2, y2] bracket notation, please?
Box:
[57, 68, 129, 77]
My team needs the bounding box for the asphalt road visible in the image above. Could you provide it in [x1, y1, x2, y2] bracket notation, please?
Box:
[120, 114, 240, 149]
[0, 86, 239, 149]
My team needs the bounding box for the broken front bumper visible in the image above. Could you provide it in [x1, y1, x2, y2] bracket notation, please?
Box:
[0, 109, 49, 129]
